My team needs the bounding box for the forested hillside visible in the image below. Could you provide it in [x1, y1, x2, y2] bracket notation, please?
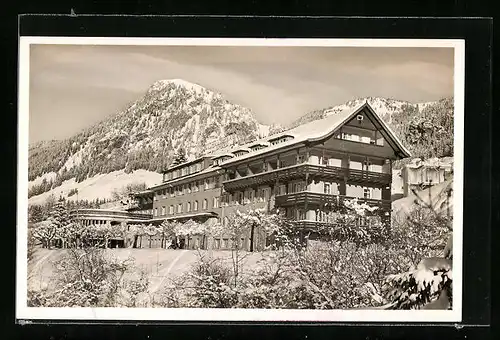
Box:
[28, 79, 454, 201]
[288, 97, 454, 163]
[28, 79, 276, 198]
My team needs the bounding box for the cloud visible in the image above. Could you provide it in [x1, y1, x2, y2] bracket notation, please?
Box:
[28, 44, 454, 143]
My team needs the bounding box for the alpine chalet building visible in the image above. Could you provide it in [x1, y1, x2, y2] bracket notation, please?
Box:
[73, 102, 410, 250]
[118, 102, 411, 250]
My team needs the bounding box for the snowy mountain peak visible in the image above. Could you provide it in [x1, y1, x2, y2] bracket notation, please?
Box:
[28, 79, 279, 202]
[150, 79, 208, 95]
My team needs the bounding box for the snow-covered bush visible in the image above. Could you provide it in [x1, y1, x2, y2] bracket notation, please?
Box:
[27, 247, 149, 307]
[382, 233, 453, 310]
[186, 254, 237, 308]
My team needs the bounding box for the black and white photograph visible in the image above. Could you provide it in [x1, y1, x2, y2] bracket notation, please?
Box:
[17, 38, 464, 322]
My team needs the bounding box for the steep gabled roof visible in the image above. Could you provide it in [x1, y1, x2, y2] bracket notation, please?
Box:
[213, 102, 411, 166]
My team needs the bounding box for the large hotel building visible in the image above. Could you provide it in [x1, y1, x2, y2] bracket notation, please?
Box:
[73, 102, 411, 250]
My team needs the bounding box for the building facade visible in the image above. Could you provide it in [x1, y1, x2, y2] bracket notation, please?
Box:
[391, 158, 453, 198]
[75, 102, 411, 251]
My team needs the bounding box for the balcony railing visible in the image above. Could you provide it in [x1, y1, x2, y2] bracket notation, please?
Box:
[222, 163, 391, 190]
[275, 191, 391, 211]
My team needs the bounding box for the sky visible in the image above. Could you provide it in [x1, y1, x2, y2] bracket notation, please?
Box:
[28, 44, 454, 143]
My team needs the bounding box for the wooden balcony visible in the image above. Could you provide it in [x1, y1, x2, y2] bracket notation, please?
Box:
[275, 191, 392, 211]
[222, 163, 391, 191]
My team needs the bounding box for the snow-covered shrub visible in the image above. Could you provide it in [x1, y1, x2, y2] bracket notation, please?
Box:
[383, 255, 452, 309]
[382, 232, 453, 310]
[384, 202, 453, 310]
[186, 254, 237, 308]
[28, 247, 149, 307]
[391, 204, 451, 265]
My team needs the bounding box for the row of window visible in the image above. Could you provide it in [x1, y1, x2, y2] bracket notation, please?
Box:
[223, 187, 272, 205]
[155, 177, 220, 200]
[153, 197, 220, 217]
[315, 210, 372, 224]
[285, 208, 307, 220]
[336, 131, 384, 146]
[230, 156, 383, 181]
[163, 161, 204, 181]
[81, 219, 108, 226]
[213, 137, 295, 166]
[213, 237, 248, 249]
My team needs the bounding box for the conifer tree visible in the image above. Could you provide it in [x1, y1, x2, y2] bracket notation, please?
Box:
[172, 147, 188, 166]
[49, 199, 72, 228]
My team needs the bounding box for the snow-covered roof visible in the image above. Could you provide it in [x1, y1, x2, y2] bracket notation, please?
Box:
[233, 148, 251, 153]
[164, 155, 213, 173]
[212, 102, 411, 166]
[212, 154, 234, 160]
[267, 134, 294, 142]
[130, 189, 154, 196]
[249, 142, 270, 148]
[149, 164, 223, 190]
[405, 157, 453, 169]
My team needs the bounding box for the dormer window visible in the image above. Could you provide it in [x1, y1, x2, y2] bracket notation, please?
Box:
[249, 143, 269, 152]
[233, 149, 250, 157]
[213, 155, 233, 166]
[268, 135, 294, 146]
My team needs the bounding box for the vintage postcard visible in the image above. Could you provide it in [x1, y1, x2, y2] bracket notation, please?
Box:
[17, 37, 464, 322]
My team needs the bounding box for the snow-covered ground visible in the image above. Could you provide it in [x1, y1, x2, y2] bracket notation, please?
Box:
[28, 169, 162, 205]
[28, 248, 268, 294]
[28, 172, 58, 189]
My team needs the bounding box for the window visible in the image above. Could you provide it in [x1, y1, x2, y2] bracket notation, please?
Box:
[262, 187, 271, 200]
[222, 239, 228, 248]
[203, 199, 208, 210]
[161, 206, 166, 216]
[194, 200, 199, 211]
[363, 188, 372, 199]
[361, 136, 371, 144]
[213, 197, 219, 208]
[177, 203, 182, 213]
[187, 202, 191, 212]
[235, 192, 244, 204]
[290, 181, 306, 193]
[297, 209, 306, 220]
[169, 205, 174, 215]
[154, 208, 158, 217]
[214, 238, 221, 249]
[248, 189, 255, 201]
[363, 161, 372, 172]
[322, 156, 329, 166]
[324, 183, 331, 194]
[204, 179, 209, 190]
[187, 183, 192, 194]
